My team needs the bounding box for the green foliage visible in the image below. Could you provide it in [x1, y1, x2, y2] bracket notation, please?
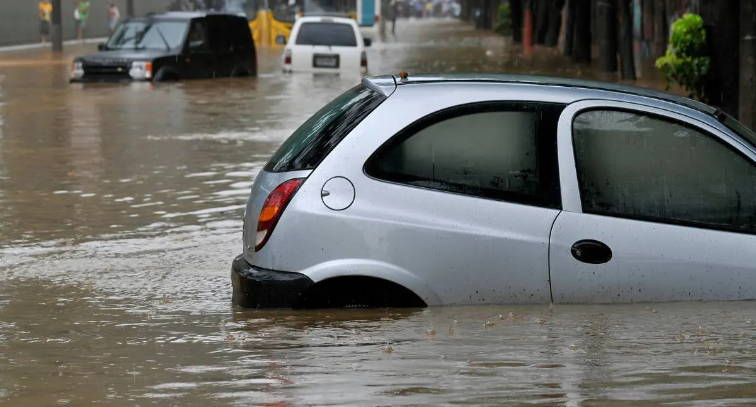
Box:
[655, 13, 710, 100]
[495, 2, 512, 36]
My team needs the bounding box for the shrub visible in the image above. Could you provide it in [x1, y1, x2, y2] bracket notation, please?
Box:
[495, 2, 512, 36]
[655, 13, 710, 100]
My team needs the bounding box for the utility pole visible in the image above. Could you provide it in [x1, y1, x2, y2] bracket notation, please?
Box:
[127, 0, 135, 17]
[51, 0, 63, 52]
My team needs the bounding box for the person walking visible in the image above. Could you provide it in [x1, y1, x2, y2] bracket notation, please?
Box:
[75, 0, 90, 40]
[107, 3, 121, 34]
[389, 0, 398, 35]
[38, 0, 53, 43]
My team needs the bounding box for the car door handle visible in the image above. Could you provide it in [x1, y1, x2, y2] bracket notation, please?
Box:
[571, 240, 612, 264]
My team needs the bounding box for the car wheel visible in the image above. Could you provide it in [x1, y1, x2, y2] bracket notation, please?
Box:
[153, 67, 179, 82]
[230, 66, 250, 77]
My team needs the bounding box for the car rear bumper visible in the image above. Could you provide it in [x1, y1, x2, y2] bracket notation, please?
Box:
[70, 76, 145, 83]
[231, 255, 314, 308]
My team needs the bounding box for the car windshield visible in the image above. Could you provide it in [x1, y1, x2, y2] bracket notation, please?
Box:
[107, 20, 188, 50]
[295, 22, 357, 46]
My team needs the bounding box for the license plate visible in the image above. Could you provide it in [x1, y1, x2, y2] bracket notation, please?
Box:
[313, 54, 339, 68]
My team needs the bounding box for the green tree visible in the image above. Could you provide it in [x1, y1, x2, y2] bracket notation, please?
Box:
[655, 13, 710, 100]
[495, 2, 512, 36]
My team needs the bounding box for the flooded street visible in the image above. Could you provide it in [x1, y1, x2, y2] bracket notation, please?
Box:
[1, 19, 756, 406]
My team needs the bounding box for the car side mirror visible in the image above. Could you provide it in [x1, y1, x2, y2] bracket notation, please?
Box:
[98, 42, 107, 51]
[275, 35, 286, 45]
[363, 38, 372, 47]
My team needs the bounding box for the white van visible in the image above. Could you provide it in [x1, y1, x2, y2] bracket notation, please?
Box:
[282, 16, 370, 74]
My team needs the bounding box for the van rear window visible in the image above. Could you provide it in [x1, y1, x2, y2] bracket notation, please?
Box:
[265, 85, 386, 172]
[295, 22, 357, 47]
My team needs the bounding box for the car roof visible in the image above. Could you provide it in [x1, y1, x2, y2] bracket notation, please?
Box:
[137, 11, 245, 21]
[368, 73, 719, 116]
[295, 16, 357, 25]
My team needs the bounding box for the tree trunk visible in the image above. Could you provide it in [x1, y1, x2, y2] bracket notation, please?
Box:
[511, 0, 523, 42]
[596, 0, 617, 71]
[740, 0, 756, 125]
[571, 0, 591, 63]
[652, 0, 667, 58]
[616, 0, 636, 79]
[701, 0, 740, 116]
[544, 0, 565, 47]
[127, 0, 135, 17]
[534, 0, 550, 44]
[564, 0, 575, 56]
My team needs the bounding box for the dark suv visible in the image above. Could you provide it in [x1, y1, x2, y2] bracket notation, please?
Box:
[70, 12, 256, 82]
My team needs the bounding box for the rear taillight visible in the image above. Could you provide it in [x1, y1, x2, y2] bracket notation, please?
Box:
[284, 49, 292, 65]
[255, 178, 304, 251]
[360, 51, 367, 68]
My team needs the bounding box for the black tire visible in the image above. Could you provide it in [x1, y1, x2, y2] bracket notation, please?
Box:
[153, 67, 179, 82]
[230, 65, 250, 77]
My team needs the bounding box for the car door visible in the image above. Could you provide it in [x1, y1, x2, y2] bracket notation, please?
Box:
[205, 15, 234, 77]
[357, 101, 564, 304]
[182, 19, 215, 79]
[550, 100, 756, 303]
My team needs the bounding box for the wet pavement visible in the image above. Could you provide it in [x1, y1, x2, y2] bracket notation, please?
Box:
[1, 18, 755, 406]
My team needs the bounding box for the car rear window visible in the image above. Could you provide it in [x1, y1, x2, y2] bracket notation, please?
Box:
[295, 22, 357, 47]
[265, 85, 386, 172]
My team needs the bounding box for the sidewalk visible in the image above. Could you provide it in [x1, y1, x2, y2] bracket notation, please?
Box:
[0, 37, 107, 53]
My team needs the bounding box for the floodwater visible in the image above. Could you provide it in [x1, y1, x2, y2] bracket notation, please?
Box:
[1, 19, 755, 406]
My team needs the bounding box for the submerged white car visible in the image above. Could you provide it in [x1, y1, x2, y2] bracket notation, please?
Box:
[232, 74, 756, 308]
[281, 16, 369, 74]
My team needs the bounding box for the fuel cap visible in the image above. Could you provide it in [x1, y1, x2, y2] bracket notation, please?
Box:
[321, 176, 355, 211]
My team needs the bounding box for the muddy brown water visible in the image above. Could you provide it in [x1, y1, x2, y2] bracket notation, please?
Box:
[1, 19, 755, 406]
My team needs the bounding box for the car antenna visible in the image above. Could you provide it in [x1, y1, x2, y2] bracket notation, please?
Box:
[398, 71, 409, 81]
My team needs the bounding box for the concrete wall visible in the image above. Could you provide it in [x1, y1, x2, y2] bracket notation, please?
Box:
[0, 1, 175, 47]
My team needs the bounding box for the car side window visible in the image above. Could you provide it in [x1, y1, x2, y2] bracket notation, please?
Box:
[573, 109, 756, 234]
[187, 20, 210, 53]
[365, 102, 563, 208]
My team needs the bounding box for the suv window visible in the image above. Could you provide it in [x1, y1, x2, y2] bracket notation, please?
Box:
[573, 109, 756, 234]
[365, 102, 564, 208]
[265, 85, 386, 172]
[106, 20, 188, 50]
[295, 22, 357, 47]
[187, 20, 210, 53]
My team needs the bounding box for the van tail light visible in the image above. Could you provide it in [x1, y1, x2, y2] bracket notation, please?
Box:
[360, 51, 367, 72]
[255, 178, 305, 251]
[284, 49, 292, 65]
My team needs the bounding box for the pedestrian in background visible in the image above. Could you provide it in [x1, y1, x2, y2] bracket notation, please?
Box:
[38, 0, 53, 43]
[75, 0, 90, 40]
[108, 3, 121, 34]
[389, 0, 398, 35]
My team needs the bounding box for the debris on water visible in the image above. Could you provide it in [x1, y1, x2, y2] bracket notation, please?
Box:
[426, 328, 436, 336]
[484, 320, 495, 328]
[381, 343, 394, 353]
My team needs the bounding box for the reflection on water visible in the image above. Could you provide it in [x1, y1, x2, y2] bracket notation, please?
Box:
[1, 18, 750, 406]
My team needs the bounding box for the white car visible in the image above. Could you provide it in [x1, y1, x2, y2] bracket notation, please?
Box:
[282, 16, 370, 74]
